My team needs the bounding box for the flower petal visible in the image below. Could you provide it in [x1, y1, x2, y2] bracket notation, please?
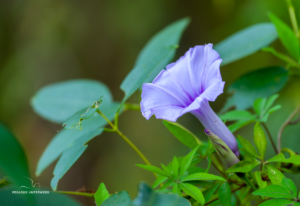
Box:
[147, 105, 184, 121]
[140, 83, 185, 119]
[200, 81, 225, 102]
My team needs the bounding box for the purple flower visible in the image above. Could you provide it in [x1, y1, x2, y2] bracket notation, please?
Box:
[140, 44, 239, 156]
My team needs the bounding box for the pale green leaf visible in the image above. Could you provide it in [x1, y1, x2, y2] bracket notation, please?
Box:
[252, 185, 293, 199]
[226, 160, 260, 173]
[214, 23, 277, 65]
[31, 80, 112, 123]
[181, 173, 225, 182]
[267, 165, 284, 186]
[218, 183, 231, 206]
[254, 122, 267, 160]
[281, 177, 297, 199]
[255, 171, 267, 189]
[179, 146, 200, 176]
[238, 135, 260, 159]
[136, 165, 167, 176]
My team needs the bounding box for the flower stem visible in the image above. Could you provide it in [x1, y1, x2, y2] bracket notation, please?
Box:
[97, 110, 155, 176]
[277, 106, 300, 152]
[261, 123, 278, 154]
[54, 191, 94, 197]
[286, 0, 299, 38]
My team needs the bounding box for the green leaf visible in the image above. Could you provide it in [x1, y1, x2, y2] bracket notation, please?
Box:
[120, 18, 190, 102]
[238, 135, 260, 159]
[31, 80, 112, 123]
[255, 171, 267, 189]
[221, 67, 288, 111]
[163, 120, 201, 150]
[50, 128, 104, 190]
[180, 183, 205, 205]
[152, 175, 168, 189]
[228, 120, 256, 133]
[102, 191, 132, 206]
[181, 173, 225, 182]
[252, 185, 293, 199]
[133, 183, 190, 206]
[179, 146, 200, 176]
[136, 164, 167, 176]
[226, 160, 260, 173]
[267, 153, 300, 164]
[218, 183, 231, 206]
[159, 178, 173, 191]
[172, 184, 181, 196]
[62, 98, 102, 130]
[268, 12, 300, 61]
[281, 177, 297, 199]
[214, 23, 277, 65]
[172, 157, 179, 178]
[264, 94, 279, 113]
[259, 199, 297, 206]
[36, 103, 120, 176]
[254, 122, 267, 160]
[0, 123, 30, 187]
[95, 183, 110, 206]
[253, 98, 267, 118]
[219, 110, 256, 121]
[203, 182, 221, 203]
[267, 165, 284, 186]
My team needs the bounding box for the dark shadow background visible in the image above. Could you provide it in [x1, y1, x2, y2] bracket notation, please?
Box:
[1, 0, 300, 205]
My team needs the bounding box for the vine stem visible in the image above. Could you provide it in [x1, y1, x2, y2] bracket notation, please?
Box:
[204, 184, 245, 205]
[277, 106, 300, 152]
[97, 110, 155, 177]
[286, 0, 299, 37]
[261, 123, 278, 154]
[54, 191, 94, 197]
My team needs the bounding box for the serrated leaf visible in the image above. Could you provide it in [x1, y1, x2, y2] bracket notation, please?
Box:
[267, 165, 284, 186]
[121, 18, 190, 102]
[136, 164, 167, 176]
[254, 122, 267, 160]
[31, 80, 112, 123]
[203, 182, 221, 203]
[214, 23, 277, 65]
[36, 103, 120, 176]
[181, 173, 225, 182]
[267, 153, 300, 164]
[269, 12, 300, 61]
[172, 157, 179, 178]
[133, 183, 190, 206]
[50, 128, 104, 190]
[221, 67, 288, 112]
[259, 199, 297, 206]
[255, 171, 267, 189]
[281, 177, 297, 199]
[226, 160, 260, 173]
[180, 183, 205, 205]
[238, 135, 260, 159]
[218, 183, 231, 206]
[252, 185, 293, 199]
[0, 123, 30, 187]
[163, 120, 201, 150]
[179, 146, 200, 176]
[63, 98, 102, 130]
[102, 191, 132, 206]
[95, 183, 110, 206]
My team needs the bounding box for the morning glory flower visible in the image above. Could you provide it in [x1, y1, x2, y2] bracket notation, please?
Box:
[140, 44, 239, 156]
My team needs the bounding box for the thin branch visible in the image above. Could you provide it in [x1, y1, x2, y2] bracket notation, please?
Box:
[204, 184, 246, 205]
[289, 112, 300, 125]
[277, 106, 300, 152]
[261, 123, 278, 154]
[54, 191, 94, 197]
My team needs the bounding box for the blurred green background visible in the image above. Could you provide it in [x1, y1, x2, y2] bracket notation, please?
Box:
[1, 0, 300, 205]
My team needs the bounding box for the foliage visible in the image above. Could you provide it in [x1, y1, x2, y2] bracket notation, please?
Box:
[1, 1, 300, 206]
